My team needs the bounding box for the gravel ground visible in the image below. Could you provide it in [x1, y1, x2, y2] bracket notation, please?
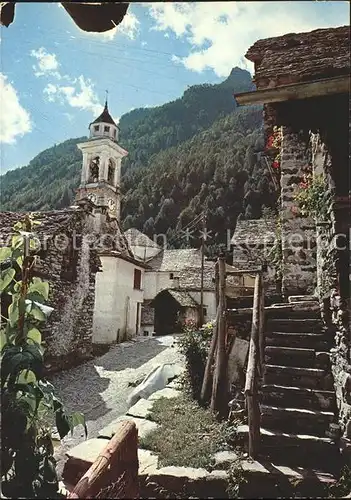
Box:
[51, 335, 184, 477]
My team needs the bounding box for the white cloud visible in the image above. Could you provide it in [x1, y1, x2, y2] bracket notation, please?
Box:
[0, 73, 32, 144]
[146, 2, 348, 77]
[31, 47, 61, 78]
[44, 76, 103, 116]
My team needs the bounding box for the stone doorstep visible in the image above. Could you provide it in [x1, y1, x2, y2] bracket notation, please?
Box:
[98, 415, 159, 440]
[213, 450, 239, 468]
[148, 388, 182, 401]
[127, 398, 155, 419]
[143, 466, 229, 485]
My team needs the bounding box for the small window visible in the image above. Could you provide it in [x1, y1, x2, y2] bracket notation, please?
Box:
[113, 129, 117, 137]
[134, 269, 142, 290]
[104, 126, 110, 132]
[94, 125, 99, 132]
[169, 272, 174, 279]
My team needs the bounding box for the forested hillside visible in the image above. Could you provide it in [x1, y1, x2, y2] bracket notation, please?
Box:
[1, 67, 277, 249]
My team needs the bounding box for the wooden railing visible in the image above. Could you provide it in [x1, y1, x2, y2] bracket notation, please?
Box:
[200, 258, 265, 433]
[244, 271, 265, 458]
[68, 421, 139, 499]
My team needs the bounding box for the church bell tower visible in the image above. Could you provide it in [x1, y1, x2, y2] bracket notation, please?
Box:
[76, 98, 128, 220]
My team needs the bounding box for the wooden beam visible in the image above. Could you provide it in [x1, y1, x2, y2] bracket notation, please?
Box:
[235, 75, 350, 106]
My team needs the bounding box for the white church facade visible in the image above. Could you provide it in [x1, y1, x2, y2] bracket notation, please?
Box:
[75, 101, 147, 344]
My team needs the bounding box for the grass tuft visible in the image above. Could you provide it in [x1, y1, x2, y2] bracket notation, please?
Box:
[140, 392, 236, 470]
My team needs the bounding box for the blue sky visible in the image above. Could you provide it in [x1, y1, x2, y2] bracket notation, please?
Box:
[0, 1, 349, 173]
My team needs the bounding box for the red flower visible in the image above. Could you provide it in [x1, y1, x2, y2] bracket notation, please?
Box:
[299, 182, 307, 189]
[272, 161, 280, 169]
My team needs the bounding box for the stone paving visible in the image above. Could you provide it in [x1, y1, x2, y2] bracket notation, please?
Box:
[52, 335, 184, 477]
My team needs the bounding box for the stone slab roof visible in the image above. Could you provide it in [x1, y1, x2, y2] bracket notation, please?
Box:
[124, 228, 161, 249]
[167, 289, 199, 308]
[147, 248, 215, 290]
[246, 25, 350, 89]
[151, 289, 199, 308]
[231, 219, 277, 246]
[0, 209, 79, 240]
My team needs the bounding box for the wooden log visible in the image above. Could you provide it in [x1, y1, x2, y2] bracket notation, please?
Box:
[215, 260, 219, 309]
[244, 273, 261, 395]
[200, 308, 219, 403]
[258, 282, 265, 377]
[246, 389, 260, 458]
[211, 256, 228, 416]
[68, 421, 139, 499]
[244, 273, 262, 458]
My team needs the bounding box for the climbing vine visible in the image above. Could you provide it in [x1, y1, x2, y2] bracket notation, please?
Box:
[294, 174, 330, 221]
[265, 125, 282, 185]
[0, 215, 87, 499]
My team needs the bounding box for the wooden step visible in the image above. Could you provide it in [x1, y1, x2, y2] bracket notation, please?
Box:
[236, 425, 340, 470]
[261, 384, 336, 411]
[264, 364, 334, 390]
[266, 332, 330, 350]
[267, 318, 323, 333]
[264, 346, 316, 367]
[261, 404, 335, 437]
[266, 308, 321, 319]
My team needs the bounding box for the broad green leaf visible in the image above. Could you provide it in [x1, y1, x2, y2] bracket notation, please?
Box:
[0, 329, 7, 352]
[1, 343, 43, 388]
[27, 327, 42, 345]
[0, 247, 11, 263]
[0, 268, 15, 292]
[12, 235, 24, 250]
[16, 255, 24, 267]
[55, 410, 71, 440]
[17, 369, 37, 384]
[13, 221, 23, 231]
[8, 299, 19, 327]
[29, 304, 46, 322]
[69, 412, 88, 437]
[29, 278, 49, 301]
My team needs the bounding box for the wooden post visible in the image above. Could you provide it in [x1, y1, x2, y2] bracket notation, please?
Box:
[68, 421, 139, 499]
[215, 260, 219, 309]
[211, 256, 228, 416]
[200, 308, 219, 403]
[199, 213, 206, 327]
[244, 272, 262, 458]
[258, 281, 265, 377]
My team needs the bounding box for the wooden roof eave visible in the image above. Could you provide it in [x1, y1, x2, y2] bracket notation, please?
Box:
[234, 75, 350, 106]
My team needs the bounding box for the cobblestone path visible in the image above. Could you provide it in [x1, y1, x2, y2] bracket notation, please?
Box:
[51, 335, 184, 477]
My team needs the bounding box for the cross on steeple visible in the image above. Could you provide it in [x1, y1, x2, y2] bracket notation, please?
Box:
[105, 89, 108, 109]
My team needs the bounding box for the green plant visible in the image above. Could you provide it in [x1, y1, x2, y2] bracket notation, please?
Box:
[294, 174, 330, 221]
[1, 215, 87, 499]
[226, 459, 247, 498]
[140, 392, 231, 470]
[176, 320, 213, 401]
[328, 466, 351, 498]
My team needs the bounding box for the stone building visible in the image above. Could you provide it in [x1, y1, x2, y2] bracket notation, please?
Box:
[235, 25, 350, 440]
[126, 243, 217, 336]
[0, 207, 100, 372]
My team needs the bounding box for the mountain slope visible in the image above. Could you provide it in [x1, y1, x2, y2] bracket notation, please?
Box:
[0, 67, 276, 249]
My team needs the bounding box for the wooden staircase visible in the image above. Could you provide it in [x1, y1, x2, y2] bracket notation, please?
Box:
[237, 297, 341, 495]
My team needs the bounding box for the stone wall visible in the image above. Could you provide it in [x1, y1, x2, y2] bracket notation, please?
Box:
[280, 128, 317, 297]
[40, 213, 98, 373]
